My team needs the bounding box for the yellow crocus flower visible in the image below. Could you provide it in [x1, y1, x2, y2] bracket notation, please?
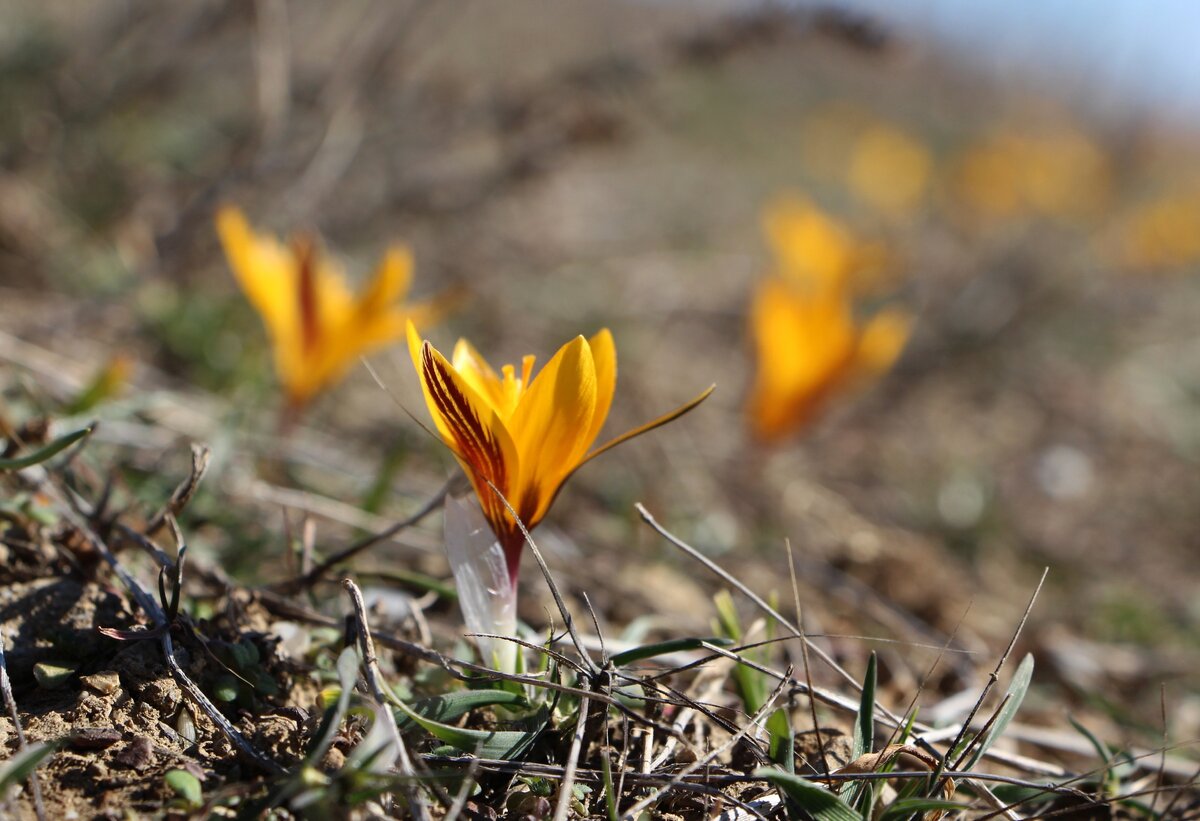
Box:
[217, 206, 439, 409]
[747, 200, 911, 442]
[408, 322, 712, 579]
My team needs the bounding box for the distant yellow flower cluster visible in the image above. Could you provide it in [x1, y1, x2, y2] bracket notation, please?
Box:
[949, 127, 1111, 223]
[1115, 190, 1200, 272]
[746, 198, 912, 441]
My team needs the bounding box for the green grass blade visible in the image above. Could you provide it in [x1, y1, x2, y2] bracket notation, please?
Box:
[852, 652, 877, 759]
[877, 797, 964, 820]
[393, 697, 547, 760]
[755, 767, 864, 821]
[304, 646, 359, 766]
[766, 707, 795, 772]
[964, 653, 1034, 770]
[842, 651, 878, 808]
[394, 689, 528, 730]
[0, 741, 58, 794]
[608, 636, 733, 668]
[0, 427, 92, 471]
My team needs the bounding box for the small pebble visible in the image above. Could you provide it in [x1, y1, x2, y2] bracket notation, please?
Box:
[69, 727, 123, 750]
[80, 671, 122, 696]
[114, 736, 156, 771]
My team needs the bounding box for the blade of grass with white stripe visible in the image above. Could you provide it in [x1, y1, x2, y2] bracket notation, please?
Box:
[842, 651, 878, 809]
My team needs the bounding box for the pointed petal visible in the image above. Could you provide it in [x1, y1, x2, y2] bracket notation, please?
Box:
[580, 329, 616, 451]
[762, 196, 855, 292]
[410, 330, 520, 545]
[444, 494, 519, 673]
[745, 277, 857, 440]
[580, 383, 714, 468]
[356, 245, 413, 320]
[507, 336, 597, 525]
[451, 338, 509, 414]
[215, 206, 297, 347]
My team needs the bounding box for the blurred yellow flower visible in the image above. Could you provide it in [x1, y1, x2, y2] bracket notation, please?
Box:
[217, 206, 439, 409]
[1117, 193, 1200, 272]
[408, 323, 712, 578]
[748, 200, 911, 441]
[847, 124, 932, 217]
[950, 127, 1110, 224]
[762, 196, 886, 291]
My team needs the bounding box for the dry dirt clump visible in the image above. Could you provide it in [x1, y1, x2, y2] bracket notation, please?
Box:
[0, 533, 318, 820]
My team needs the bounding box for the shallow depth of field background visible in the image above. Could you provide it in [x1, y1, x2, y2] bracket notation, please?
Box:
[3, 0, 1199, 762]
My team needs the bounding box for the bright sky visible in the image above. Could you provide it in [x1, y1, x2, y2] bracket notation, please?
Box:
[798, 0, 1200, 125]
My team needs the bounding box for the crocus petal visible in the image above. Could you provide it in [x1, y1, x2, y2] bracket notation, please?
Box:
[581, 383, 714, 467]
[580, 329, 616, 451]
[216, 206, 298, 349]
[355, 246, 413, 321]
[451, 338, 511, 415]
[746, 277, 857, 441]
[408, 322, 520, 542]
[763, 196, 855, 291]
[507, 335, 597, 525]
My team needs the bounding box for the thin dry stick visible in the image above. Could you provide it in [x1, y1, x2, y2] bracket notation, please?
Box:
[45, 483, 284, 775]
[636, 504, 900, 723]
[442, 753, 483, 821]
[881, 600, 973, 754]
[945, 568, 1048, 775]
[0, 627, 45, 821]
[145, 443, 211, 535]
[786, 537, 827, 777]
[621, 669, 793, 820]
[343, 579, 429, 821]
[274, 478, 452, 593]
[427, 756, 1090, 795]
[1151, 683, 1167, 819]
[647, 665, 728, 771]
[553, 694, 591, 821]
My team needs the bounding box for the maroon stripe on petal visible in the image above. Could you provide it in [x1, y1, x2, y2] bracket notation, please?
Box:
[421, 345, 511, 528]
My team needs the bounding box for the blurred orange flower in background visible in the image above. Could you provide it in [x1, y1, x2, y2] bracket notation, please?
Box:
[216, 206, 441, 410]
[747, 198, 912, 442]
[408, 323, 712, 580]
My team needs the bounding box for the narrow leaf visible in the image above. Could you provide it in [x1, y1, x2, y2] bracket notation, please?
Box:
[877, 797, 964, 820]
[852, 652, 877, 760]
[964, 653, 1034, 770]
[0, 427, 92, 471]
[843, 651, 878, 807]
[393, 697, 545, 760]
[394, 689, 527, 730]
[755, 767, 864, 821]
[608, 636, 733, 668]
[766, 708, 795, 772]
[0, 741, 58, 793]
[304, 646, 358, 766]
